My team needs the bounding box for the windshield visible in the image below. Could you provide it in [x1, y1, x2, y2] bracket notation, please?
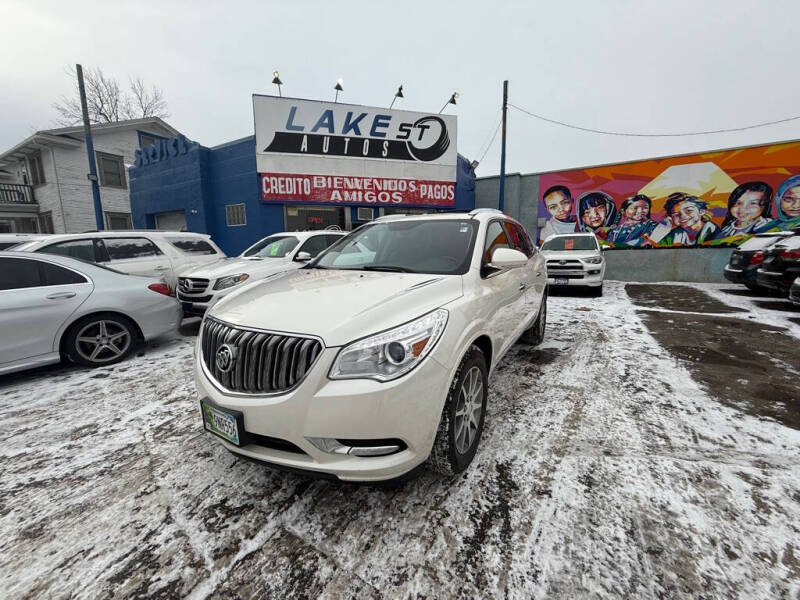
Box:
[312, 219, 478, 275]
[242, 235, 299, 258]
[541, 235, 598, 251]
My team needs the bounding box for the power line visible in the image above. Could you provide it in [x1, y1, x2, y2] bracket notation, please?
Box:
[476, 114, 503, 166]
[509, 102, 800, 138]
[474, 109, 501, 158]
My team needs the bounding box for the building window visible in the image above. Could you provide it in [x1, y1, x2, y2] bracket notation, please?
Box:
[105, 212, 133, 230]
[38, 211, 55, 233]
[96, 152, 127, 189]
[29, 152, 45, 186]
[139, 134, 157, 148]
[226, 203, 246, 226]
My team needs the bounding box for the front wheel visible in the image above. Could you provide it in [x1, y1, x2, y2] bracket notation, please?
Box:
[427, 346, 488, 476]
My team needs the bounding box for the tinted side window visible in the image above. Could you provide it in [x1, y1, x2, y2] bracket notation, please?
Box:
[504, 221, 534, 257]
[483, 221, 509, 264]
[39, 239, 96, 262]
[168, 238, 217, 255]
[325, 235, 344, 248]
[298, 236, 331, 258]
[0, 257, 42, 290]
[104, 237, 163, 260]
[41, 262, 87, 285]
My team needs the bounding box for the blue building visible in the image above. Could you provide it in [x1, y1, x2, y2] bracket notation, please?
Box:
[129, 134, 476, 256]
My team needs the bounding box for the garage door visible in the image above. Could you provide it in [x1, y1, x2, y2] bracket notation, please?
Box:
[154, 211, 186, 231]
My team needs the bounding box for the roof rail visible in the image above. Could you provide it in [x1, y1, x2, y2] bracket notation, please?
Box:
[468, 208, 504, 216]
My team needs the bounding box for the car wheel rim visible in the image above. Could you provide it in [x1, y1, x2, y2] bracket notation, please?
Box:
[454, 365, 483, 454]
[75, 320, 131, 364]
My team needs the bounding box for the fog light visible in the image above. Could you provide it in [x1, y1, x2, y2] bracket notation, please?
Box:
[588, 269, 600, 275]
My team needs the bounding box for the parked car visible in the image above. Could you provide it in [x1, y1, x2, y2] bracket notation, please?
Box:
[0, 251, 181, 376]
[723, 232, 793, 290]
[540, 232, 606, 295]
[790, 278, 800, 306]
[0, 233, 50, 250]
[756, 233, 800, 295]
[177, 230, 345, 315]
[194, 210, 547, 482]
[12, 231, 225, 290]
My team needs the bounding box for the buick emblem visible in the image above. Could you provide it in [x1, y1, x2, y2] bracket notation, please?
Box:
[216, 344, 236, 373]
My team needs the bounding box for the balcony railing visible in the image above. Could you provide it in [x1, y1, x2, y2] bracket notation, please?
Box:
[0, 183, 35, 204]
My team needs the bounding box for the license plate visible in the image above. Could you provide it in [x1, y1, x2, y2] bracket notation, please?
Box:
[555, 277, 568, 285]
[201, 401, 242, 445]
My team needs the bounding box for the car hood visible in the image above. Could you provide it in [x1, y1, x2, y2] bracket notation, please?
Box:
[180, 256, 292, 280]
[541, 250, 601, 260]
[208, 268, 464, 347]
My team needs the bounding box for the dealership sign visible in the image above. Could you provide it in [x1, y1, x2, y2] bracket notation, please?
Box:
[253, 95, 458, 206]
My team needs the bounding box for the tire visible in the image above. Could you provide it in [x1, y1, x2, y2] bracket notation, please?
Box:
[744, 282, 760, 292]
[521, 288, 547, 345]
[427, 345, 488, 476]
[593, 283, 604, 297]
[64, 313, 137, 368]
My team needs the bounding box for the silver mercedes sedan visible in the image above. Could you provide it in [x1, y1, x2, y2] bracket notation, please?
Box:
[0, 251, 182, 376]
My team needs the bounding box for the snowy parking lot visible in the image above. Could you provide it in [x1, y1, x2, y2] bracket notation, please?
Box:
[1, 281, 799, 599]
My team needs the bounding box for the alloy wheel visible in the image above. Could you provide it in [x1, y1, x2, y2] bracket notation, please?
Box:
[454, 365, 484, 454]
[75, 320, 131, 364]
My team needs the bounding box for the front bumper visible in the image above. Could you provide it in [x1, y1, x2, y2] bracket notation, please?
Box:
[194, 343, 453, 482]
[547, 266, 604, 287]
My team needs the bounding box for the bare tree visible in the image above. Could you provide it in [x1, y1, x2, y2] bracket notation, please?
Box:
[53, 66, 169, 126]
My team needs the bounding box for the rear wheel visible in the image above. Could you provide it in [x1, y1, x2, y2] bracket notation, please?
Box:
[427, 346, 488, 476]
[64, 313, 137, 367]
[521, 288, 547, 346]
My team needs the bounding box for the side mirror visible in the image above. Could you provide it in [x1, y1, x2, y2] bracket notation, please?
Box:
[294, 251, 312, 262]
[489, 247, 528, 269]
[600, 245, 609, 251]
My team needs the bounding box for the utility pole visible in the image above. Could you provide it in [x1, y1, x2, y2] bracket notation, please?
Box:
[77, 64, 104, 230]
[498, 80, 508, 213]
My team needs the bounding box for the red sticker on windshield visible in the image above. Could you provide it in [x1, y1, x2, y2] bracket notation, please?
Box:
[564, 238, 575, 250]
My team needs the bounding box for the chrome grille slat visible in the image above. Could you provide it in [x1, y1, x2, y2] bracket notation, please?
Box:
[201, 318, 322, 395]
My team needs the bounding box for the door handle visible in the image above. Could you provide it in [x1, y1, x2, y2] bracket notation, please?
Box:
[46, 292, 77, 300]
[153, 266, 169, 271]
[519, 283, 527, 291]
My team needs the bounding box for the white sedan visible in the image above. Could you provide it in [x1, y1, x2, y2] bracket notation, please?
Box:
[0, 251, 182, 375]
[176, 230, 345, 315]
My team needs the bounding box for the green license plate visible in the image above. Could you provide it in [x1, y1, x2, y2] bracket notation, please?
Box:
[555, 277, 568, 285]
[201, 401, 241, 445]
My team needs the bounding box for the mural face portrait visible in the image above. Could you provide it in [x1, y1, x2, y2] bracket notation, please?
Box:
[781, 185, 800, 218]
[730, 190, 768, 228]
[625, 198, 649, 223]
[583, 203, 607, 229]
[544, 190, 573, 222]
[671, 200, 703, 232]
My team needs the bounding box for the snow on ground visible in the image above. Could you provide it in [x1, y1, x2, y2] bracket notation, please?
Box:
[1, 282, 799, 599]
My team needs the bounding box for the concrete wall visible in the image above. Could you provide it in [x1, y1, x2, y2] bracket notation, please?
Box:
[604, 247, 733, 283]
[475, 173, 539, 238]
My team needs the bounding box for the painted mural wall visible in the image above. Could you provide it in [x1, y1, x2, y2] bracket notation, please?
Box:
[537, 141, 800, 248]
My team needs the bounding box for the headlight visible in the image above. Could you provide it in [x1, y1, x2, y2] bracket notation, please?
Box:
[582, 256, 603, 264]
[329, 309, 448, 381]
[213, 273, 250, 290]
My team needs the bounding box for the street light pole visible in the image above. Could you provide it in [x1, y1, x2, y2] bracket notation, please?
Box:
[77, 64, 104, 230]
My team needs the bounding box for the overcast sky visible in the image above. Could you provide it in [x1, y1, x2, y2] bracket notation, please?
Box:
[3, 0, 800, 176]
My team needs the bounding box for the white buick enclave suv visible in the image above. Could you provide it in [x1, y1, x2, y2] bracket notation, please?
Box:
[194, 210, 548, 482]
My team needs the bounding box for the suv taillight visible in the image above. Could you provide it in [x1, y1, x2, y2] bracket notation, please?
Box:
[749, 251, 765, 265]
[148, 283, 174, 296]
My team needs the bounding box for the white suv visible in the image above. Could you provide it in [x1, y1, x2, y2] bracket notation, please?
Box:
[540, 232, 606, 295]
[13, 231, 225, 290]
[177, 230, 345, 315]
[194, 210, 548, 482]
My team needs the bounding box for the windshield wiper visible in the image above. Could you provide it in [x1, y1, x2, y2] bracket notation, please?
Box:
[359, 265, 415, 273]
